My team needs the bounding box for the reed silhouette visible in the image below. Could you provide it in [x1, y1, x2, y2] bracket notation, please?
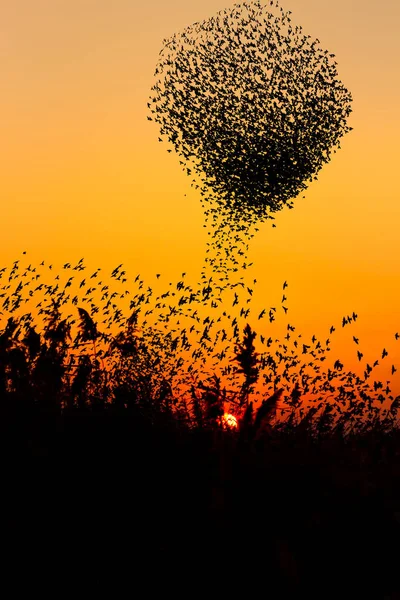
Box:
[1, 256, 400, 595]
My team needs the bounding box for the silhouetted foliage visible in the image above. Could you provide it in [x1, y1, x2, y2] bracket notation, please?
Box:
[1, 255, 399, 434]
[232, 322, 259, 405]
[2, 267, 400, 594]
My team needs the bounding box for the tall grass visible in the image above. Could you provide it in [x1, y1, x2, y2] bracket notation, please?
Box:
[2, 255, 400, 594]
[1, 255, 399, 436]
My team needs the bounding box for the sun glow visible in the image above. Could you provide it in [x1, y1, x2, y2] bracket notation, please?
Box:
[221, 413, 238, 429]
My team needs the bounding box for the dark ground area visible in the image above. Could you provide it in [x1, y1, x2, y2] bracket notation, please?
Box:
[3, 410, 400, 598]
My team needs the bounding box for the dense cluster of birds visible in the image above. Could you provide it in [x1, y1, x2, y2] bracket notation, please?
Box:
[1, 254, 400, 434]
[149, 0, 353, 278]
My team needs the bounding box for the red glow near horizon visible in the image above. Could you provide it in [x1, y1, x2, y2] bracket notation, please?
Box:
[222, 413, 238, 429]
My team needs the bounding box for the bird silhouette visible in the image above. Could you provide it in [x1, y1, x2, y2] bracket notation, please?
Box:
[149, 0, 352, 278]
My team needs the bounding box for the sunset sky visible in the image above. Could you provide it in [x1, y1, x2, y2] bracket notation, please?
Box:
[1, 0, 400, 392]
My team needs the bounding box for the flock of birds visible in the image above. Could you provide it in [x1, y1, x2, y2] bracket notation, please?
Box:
[1, 2, 398, 429]
[1, 254, 399, 430]
[149, 0, 353, 280]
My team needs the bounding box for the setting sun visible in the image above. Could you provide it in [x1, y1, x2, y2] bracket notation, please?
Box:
[222, 413, 238, 429]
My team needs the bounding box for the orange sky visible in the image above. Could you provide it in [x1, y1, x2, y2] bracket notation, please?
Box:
[1, 0, 400, 394]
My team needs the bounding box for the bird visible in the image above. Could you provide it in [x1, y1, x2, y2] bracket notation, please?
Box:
[148, 0, 352, 280]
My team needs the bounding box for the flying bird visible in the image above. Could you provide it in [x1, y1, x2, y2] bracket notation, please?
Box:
[149, 0, 352, 277]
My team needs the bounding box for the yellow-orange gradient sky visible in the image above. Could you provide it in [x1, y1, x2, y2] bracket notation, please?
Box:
[1, 0, 400, 392]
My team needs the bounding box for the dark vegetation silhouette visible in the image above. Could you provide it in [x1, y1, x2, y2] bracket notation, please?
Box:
[2, 256, 400, 595]
[3, 0, 400, 596]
